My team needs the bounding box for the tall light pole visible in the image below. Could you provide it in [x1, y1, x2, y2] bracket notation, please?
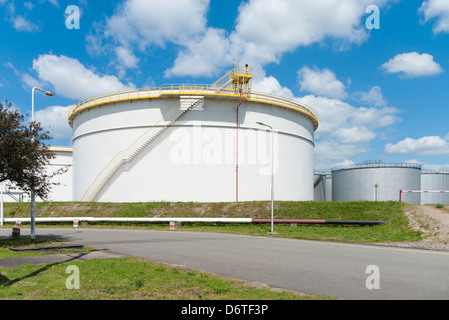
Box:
[30, 87, 55, 240]
[256, 122, 275, 234]
[1, 182, 4, 227]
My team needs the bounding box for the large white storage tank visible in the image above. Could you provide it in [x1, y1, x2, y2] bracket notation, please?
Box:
[68, 66, 319, 203]
[421, 171, 449, 205]
[331, 161, 422, 204]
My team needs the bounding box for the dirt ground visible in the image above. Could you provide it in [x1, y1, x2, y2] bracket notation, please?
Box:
[380, 204, 449, 251]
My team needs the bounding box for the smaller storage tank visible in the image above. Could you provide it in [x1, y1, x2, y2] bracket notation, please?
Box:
[1, 146, 73, 203]
[44, 146, 73, 202]
[421, 170, 449, 205]
[331, 161, 421, 204]
[314, 172, 332, 201]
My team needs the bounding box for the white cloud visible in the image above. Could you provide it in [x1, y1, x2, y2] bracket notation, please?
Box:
[354, 86, 387, 107]
[381, 52, 444, 78]
[5, 61, 44, 89]
[386, 135, 449, 155]
[298, 94, 400, 169]
[350, 106, 400, 129]
[35, 105, 72, 140]
[314, 139, 369, 170]
[23, 2, 34, 10]
[235, 0, 375, 49]
[167, 0, 393, 78]
[298, 95, 399, 137]
[252, 76, 294, 99]
[32, 54, 135, 100]
[0, 0, 40, 32]
[8, 12, 40, 33]
[104, 0, 209, 48]
[114, 46, 139, 70]
[88, 0, 210, 75]
[45, 0, 59, 6]
[298, 66, 347, 99]
[165, 28, 232, 78]
[87, 0, 395, 78]
[335, 126, 377, 144]
[419, 0, 449, 34]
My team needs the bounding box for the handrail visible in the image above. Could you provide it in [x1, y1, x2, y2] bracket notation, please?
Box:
[331, 162, 422, 172]
[67, 85, 319, 130]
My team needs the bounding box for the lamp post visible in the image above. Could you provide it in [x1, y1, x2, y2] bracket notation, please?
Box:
[1, 183, 4, 227]
[256, 122, 275, 234]
[30, 87, 55, 240]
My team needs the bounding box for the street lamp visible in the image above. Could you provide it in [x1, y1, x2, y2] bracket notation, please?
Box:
[256, 122, 275, 234]
[30, 87, 55, 240]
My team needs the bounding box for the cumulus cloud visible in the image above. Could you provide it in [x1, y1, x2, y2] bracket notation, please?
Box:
[86, 0, 395, 79]
[31, 54, 135, 100]
[104, 0, 209, 48]
[88, 0, 210, 74]
[163, 0, 392, 78]
[381, 52, 444, 78]
[354, 86, 387, 107]
[386, 135, 449, 156]
[298, 94, 401, 169]
[419, 0, 449, 34]
[299, 95, 400, 139]
[114, 46, 139, 69]
[298, 66, 347, 99]
[35, 105, 72, 140]
[252, 76, 294, 99]
[164, 28, 232, 78]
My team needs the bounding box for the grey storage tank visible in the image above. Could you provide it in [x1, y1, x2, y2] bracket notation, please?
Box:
[331, 161, 421, 204]
[314, 172, 332, 201]
[421, 170, 449, 205]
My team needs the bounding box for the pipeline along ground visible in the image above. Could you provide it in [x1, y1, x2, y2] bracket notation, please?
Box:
[2, 201, 448, 246]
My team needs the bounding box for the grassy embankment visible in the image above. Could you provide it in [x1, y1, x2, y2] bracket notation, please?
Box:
[1, 201, 423, 243]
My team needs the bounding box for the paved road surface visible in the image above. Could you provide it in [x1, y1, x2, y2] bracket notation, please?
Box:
[2, 228, 449, 300]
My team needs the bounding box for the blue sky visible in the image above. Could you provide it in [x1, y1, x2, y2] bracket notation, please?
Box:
[0, 0, 448, 171]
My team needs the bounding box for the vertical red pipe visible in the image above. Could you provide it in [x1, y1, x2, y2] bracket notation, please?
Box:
[399, 190, 402, 203]
[236, 89, 242, 202]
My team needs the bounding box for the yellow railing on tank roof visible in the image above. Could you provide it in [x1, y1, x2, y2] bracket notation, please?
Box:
[67, 84, 319, 129]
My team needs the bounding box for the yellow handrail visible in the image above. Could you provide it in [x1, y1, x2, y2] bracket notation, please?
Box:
[67, 66, 319, 130]
[68, 86, 319, 128]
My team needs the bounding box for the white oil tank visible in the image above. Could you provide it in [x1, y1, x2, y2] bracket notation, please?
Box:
[421, 170, 449, 205]
[332, 161, 421, 204]
[68, 66, 319, 203]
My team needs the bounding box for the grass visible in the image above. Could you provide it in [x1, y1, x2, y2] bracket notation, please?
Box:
[0, 257, 328, 300]
[0, 201, 425, 300]
[1, 201, 424, 243]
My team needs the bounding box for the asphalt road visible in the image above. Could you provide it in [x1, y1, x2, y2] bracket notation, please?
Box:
[2, 228, 449, 300]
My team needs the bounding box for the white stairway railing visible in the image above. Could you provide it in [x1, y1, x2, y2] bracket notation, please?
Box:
[81, 97, 204, 202]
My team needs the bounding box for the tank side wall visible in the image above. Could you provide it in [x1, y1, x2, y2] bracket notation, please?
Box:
[421, 173, 449, 205]
[332, 167, 421, 204]
[72, 97, 315, 202]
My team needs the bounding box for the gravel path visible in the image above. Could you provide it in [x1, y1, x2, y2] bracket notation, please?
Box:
[374, 205, 449, 252]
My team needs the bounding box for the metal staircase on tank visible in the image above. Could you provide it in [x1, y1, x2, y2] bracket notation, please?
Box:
[80, 65, 253, 202]
[81, 97, 204, 202]
[210, 65, 252, 96]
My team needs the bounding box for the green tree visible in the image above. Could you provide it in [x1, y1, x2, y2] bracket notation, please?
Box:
[0, 100, 55, 199]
